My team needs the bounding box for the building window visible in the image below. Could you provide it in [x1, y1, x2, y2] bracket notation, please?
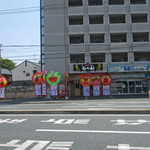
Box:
[134, 52, 150, 61]
[109, 0, 124, 5]
[69, 16, 83, 25]
[133, 32, 149, 42]
[68, 0, 82, 6]
[91, 53, 105, 62]
[109, 15, 125, 24]
[88, 0, 102, 6]
[89, 15, 103, 24]
[26, 73, 30, 76]
[130, 0, 146, 4]
[70, 54, 85, 63]
[110, 33, 127, 42]
[131, 14, 147, 23]
[69, 34, 84, 44]
[112, 53, 128, 62]
[90, 34, 104, 43]
[33, 70, 37, 74]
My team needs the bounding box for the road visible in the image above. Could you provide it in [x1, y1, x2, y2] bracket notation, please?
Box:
[0, 114, 150, 149]
[0, 98, 150, 112]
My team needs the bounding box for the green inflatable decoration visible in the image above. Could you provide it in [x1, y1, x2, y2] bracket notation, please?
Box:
[46, 71, 61, 85]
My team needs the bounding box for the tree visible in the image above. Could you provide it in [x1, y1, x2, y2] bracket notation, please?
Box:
[0, 59, 16, 70]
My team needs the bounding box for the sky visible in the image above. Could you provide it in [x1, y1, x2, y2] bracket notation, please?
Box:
[0, 0, 40, 65]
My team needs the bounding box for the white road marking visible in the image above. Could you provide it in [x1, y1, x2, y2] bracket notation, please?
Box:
[111, 119, 150, 125]
[46, 142, 73, 150]
[107, 144, 150, 150]
[74, 119, 89, 124]
[36, 129, 150, 135]
[0, 119, 27, 124]
[0, 140, 50, 150]
[41, 119, 89, 124]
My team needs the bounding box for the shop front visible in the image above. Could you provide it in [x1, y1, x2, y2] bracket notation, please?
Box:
[69, 73, 112, 97]
[108, 64, 150, 95]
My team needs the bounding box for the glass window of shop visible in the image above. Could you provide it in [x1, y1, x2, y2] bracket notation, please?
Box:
[111, 80, 148, 94]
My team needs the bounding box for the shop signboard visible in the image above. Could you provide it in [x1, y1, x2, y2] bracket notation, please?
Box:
[74, 64, 103, 71]
[108, 64, 150, 72]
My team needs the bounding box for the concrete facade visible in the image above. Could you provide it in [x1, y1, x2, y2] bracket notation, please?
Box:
[40, 0, 150, 96]
[12, 60, 40, 86]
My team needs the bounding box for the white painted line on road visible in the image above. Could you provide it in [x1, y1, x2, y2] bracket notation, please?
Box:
[107, 144, 130, 150]
[107, 144, 150, 150]
[36, 129, 150, 135]
[46, 142, 73, 150]
[111, 119, 150, 125]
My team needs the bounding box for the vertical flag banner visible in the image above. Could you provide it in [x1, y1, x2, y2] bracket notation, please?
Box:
[103, 85, 110, 96]
[0, 76, 8, 98]
[41, 82, 47, 96]
[93, 85, 100, 96]
[58, 84, 66, 98]
[91, 74, 101, 96]
[83, 86, 90, 96]
[34, 84, 42, 96]
[0, 88, 5, 98]
[50, 85, 58, 96]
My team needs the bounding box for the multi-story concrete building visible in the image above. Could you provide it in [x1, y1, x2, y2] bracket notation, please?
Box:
[40, 0, 150, 97]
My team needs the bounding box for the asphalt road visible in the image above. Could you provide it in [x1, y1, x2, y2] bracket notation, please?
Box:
[0, 114, 150, 150]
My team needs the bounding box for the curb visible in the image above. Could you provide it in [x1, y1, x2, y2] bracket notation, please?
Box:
[0, 109, 150, 114]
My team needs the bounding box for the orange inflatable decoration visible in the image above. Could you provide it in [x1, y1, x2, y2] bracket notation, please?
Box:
[80, 73, 91, 87]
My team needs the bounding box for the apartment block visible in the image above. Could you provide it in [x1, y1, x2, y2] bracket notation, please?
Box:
[40, 0, 150, 96]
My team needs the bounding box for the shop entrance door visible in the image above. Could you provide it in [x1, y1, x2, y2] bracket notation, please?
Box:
[129, 81, 135, 93]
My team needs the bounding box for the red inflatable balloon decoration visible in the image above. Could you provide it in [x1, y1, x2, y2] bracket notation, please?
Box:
[90, 74, 101, 86]
[0, 76, 8, 88]
[32, 72, 45, 85]
[101, 73, 112, 86]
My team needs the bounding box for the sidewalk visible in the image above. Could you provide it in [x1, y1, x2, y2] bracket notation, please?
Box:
[0, 94, 150, 114]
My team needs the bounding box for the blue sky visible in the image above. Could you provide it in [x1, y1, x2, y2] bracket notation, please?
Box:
[0, 0, 40, 65]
